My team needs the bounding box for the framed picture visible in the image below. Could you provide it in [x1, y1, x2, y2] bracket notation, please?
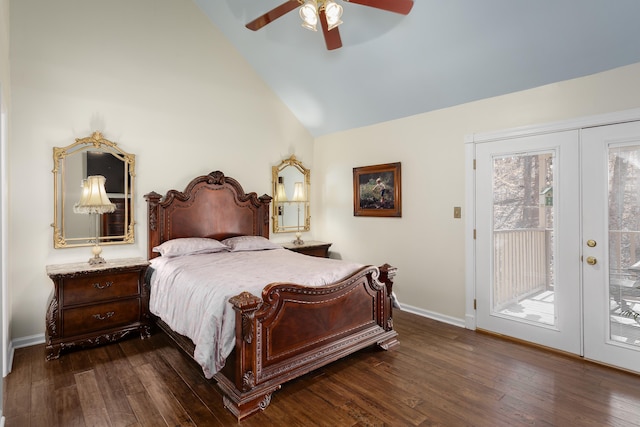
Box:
[353, 162, 402, 217]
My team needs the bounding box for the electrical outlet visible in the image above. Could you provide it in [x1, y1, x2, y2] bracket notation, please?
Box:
[453, 206, 462, 219]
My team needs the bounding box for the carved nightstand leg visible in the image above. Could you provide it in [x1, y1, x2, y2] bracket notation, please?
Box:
[46, 344, 61, 361]
[140, 325, 152, 339]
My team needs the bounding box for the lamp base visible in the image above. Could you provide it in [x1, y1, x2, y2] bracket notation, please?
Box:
[88, 255, 107, 265]
[293, 232, 304, 246]
[88, 244, 107, 265]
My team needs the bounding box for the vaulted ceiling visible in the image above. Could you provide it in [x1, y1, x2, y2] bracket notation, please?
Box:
[194, 0, 640, 137]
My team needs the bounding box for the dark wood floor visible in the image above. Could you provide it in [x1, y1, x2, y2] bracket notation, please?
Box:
[4, 310, 640, 426]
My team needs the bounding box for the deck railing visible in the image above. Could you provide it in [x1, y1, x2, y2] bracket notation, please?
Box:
[493, 229, 551, 309]
[609, 229, 640, 273]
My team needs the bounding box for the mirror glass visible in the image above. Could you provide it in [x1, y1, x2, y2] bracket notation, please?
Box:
[52, 131, 135, 248]
[272, 155, 310, 233]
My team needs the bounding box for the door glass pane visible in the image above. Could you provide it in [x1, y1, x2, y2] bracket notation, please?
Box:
[492, 152, 555, 326]
[608, 145, 640, 347]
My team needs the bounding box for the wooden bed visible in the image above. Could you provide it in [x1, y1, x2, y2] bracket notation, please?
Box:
[144, 170, 399, 420]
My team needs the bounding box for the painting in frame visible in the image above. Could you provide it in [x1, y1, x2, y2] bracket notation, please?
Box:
[353, 162, 402, 217]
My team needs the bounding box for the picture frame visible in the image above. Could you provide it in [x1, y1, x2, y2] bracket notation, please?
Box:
[353, 162, 402, 217]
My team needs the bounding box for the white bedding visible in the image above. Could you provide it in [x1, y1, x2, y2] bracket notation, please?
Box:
[149, 248, 364, 378]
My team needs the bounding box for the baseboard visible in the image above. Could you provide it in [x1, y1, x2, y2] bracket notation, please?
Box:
[12, 333, 45, 349]
[5, 340, 11, 376]
[399, 303, 466, 328]
[6, 333, 45, 374]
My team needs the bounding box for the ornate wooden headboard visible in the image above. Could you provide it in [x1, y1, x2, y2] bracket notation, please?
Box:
[144, 171, 272, 259]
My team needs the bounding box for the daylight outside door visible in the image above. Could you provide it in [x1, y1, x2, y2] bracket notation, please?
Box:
[475, 130, 582, 355]
[582, 121, 640, 373]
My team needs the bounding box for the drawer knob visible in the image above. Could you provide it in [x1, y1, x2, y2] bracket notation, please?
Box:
[93, 281, 114, 290]
[93, 311, 115, 321]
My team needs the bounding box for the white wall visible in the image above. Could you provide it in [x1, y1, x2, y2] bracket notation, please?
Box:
[8, 0, 313, 340]
[314, 62, 640, 323]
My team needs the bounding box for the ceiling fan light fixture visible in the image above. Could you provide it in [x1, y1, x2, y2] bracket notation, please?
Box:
[246, 0, 414, 50]
[324, 1, 343, 30]
[300, 0, 319, 31]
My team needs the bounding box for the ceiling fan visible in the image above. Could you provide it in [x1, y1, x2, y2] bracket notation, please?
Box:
[245, 0, 414, 50]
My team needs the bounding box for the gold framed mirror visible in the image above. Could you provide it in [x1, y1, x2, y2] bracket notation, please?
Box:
[52, 131, 135, 248]
[272, 155, 310, 234]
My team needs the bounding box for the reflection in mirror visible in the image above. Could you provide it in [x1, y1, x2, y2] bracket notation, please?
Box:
[52, 131, 135, 248]
[272, 155, 310, 235]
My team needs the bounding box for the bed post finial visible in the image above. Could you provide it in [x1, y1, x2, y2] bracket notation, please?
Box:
[378, 263, 397, 292]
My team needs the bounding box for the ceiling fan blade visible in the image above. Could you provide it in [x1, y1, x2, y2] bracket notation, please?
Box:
[319, 10, 343, 50]
[346, 0, 414, 15]
[246, 1, 301, 31]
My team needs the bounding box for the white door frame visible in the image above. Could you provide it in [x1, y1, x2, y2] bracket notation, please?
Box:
[465, 107, 640, 331]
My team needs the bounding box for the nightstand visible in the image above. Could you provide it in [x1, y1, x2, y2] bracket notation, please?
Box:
[282, 240, 332, 258]
[45, 257, 151, 360]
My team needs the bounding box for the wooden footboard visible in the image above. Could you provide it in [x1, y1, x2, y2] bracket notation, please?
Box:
[216, 263, 398, 420]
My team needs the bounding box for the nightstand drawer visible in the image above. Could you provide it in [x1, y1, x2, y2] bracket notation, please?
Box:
[62, 271, 140, 306]
[63, 298, 141, 336]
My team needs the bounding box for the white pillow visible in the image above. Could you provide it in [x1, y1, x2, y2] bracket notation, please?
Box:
[222, 235, 281, 252]
[153, 237, 229, 257]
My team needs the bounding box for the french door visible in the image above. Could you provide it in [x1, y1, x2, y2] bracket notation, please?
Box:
[475, 121, 640, 372]
[582, 121, 640, 372]
[475, 131, 582, 355]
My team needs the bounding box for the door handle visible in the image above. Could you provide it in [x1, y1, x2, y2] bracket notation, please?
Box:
[586, 256, 597, 265]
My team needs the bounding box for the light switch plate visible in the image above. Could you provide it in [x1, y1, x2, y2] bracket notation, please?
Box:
[453, 206, 462, 219]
